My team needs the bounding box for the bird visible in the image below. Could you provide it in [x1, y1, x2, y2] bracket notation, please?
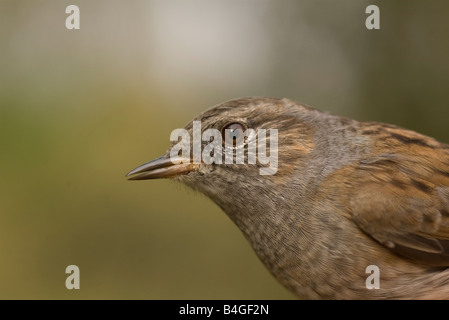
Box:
[126, 97, 449, 299]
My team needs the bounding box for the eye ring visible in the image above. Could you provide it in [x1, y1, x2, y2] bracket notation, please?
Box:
[221, 122, 247, 148]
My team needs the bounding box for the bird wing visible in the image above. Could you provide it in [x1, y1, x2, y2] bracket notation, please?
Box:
[350, 153, 449, 266]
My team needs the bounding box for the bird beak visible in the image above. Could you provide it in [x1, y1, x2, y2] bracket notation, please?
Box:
[126, 154, 197, 180]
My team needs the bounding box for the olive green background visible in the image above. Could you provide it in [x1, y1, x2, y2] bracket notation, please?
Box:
[1, 0, 448, 299]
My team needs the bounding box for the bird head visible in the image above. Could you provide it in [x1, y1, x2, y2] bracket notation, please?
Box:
[126, 98, 316, 214]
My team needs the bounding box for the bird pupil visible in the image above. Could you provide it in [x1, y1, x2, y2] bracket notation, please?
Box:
[222, 123, 245, 147]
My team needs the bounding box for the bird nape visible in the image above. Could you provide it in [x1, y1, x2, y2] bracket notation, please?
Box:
[127, 97, 449, 300]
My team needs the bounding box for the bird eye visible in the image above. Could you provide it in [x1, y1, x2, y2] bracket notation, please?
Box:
[222, 122, 246, 147]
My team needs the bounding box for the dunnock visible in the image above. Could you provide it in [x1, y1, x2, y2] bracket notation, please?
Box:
[127, 97, 449, 299]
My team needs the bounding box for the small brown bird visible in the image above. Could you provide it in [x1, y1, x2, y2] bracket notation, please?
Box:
[127, 97, 449, 299]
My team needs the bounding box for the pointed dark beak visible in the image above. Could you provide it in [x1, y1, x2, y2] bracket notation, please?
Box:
[126, 154, 197, 180]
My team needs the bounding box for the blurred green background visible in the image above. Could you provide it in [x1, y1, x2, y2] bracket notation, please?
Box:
[1, 0, 449, 299]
